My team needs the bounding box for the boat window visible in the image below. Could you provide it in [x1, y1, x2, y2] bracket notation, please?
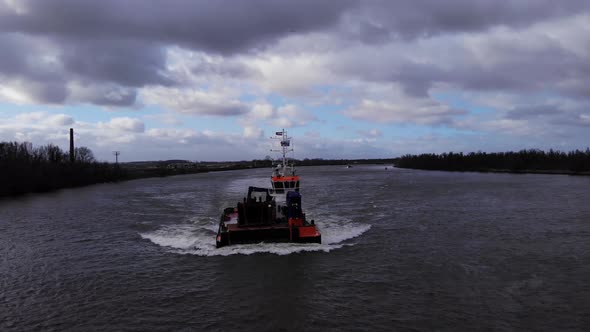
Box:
[275, 182, 283, 189]
[290, 181, 295, 188]
[296, 181, 300, 188]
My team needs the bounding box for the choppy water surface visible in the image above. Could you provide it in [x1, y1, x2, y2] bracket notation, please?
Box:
[2, 166, 590, 331]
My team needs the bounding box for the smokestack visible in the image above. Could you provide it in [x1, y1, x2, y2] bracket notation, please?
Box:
[69, 128, 75, 163]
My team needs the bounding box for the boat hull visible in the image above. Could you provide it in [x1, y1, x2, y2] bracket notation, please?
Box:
[216, 214, 321, 248]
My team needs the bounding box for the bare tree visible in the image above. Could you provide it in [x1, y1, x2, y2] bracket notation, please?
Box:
[75, 147, 95, 163]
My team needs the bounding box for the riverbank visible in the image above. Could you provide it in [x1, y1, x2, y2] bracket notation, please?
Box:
[0, 163, 255, 199]
[393, 165, 590, 176]
[1, 158, 396, 198]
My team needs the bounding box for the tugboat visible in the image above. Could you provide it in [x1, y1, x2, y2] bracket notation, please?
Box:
[215, 130, 321, 248]
[215, 187, 321, 248]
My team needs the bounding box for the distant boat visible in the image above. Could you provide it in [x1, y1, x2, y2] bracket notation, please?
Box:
[346, 165, 352, 168]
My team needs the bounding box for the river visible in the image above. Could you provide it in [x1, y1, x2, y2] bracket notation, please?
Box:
[1, 165, 589, 331]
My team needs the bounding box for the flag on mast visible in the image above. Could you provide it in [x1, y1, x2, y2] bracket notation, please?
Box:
[276, 131, 283, 136]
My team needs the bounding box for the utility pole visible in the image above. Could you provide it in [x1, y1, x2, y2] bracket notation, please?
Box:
[113, 151, 120, 164]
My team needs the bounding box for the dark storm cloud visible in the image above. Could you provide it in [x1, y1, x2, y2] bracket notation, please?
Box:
[337, 1, 590, 104]
[3, 1, 587, 54]
[0, 34, 69, 103]
[0, 0, 355, 54]
[442, 45, 588, 97]
[0, 0, 355, 105]
[506, 104, 557, 120]
[346, 1, 590, 42]
[559, 82, 590, 100]
[341, 39, 588, 100]
[190, 59, 259, 79]
[0, 34, 28, 76]
[27, 82, 68, 104]
[502, 102, 590, 129]
[87, 88, 138, 107]
[61, 39, 173, 87]
[0, 33, 64, 82]
[1, 0, 590, 107]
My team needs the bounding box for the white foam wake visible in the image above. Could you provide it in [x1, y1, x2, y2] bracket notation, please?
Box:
[139, 216, 371, 256]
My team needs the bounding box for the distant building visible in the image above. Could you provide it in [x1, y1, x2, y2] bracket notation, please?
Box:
[166, 162, 196, 169]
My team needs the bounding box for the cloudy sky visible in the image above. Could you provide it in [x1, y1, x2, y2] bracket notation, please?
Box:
[1, 0, 590, 162]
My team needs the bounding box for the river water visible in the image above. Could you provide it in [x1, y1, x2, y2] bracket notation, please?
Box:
[1, 165, 589, 331]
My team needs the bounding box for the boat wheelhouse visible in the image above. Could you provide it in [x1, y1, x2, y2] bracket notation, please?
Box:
[270, 129, 300, 195]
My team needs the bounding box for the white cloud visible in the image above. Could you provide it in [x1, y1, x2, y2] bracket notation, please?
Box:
[272, 104, 317, 128]
[144, 113, 183, 126]
[243, 126, 264, 139]
[98, 117, 145, 133]
[343, 83, 465, 125]
[142, 87, 249, 116]
[14, 111, 46, 122]
[250, 53, 332, 96]
[250, 103, 274, 120]
[2, 111, 74, 130]
[0, 81, 35, 104]
[46, 114, 74, 126]
[347, 99, 464, 125]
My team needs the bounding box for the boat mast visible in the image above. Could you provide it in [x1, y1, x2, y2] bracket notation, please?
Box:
[271, 129, 294, 175]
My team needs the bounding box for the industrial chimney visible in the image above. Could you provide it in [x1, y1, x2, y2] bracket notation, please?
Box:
[69, 128, 75, 163]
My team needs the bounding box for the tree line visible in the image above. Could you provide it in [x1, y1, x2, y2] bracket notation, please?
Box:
[0, 141, 127, 197]
[395, 149, 590, 173]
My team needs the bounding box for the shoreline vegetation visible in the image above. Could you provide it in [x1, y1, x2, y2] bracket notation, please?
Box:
[1, 142, 126, 197]
[3, 141, 589, 198]
[395, 149, 590, 175]
[1, 141, 394, 198]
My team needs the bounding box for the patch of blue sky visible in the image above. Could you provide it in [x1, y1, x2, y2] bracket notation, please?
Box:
[199, 117, 243, 133]
[386, 124, 442, 138]
[237, 92, 259, 103]
[314, 83, 352, 97]
[0, 103, 111, 122]
[0, 102, 59, 116]
[265, 93, 286, 108]
[299, 100, 353, 135]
